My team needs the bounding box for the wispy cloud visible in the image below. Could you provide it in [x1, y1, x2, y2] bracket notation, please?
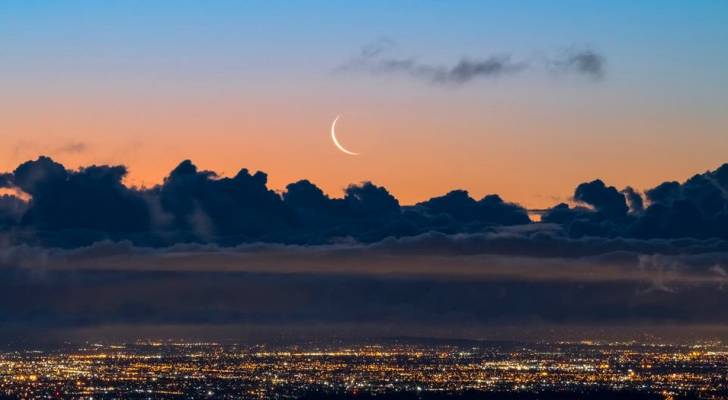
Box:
[551, 49, 606, 80]
[55, 141, 88, 154]
[338, 39, 607, 85]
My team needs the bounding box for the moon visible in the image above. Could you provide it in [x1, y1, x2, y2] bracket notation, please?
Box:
[330, 115, 359, 156]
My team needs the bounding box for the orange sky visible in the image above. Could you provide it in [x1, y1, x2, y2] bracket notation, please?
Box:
[2, 83, 726, 209]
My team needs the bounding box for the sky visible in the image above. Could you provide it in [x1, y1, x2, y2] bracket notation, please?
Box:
[2, 1, 727, 208]
[3, 2, 728, 341]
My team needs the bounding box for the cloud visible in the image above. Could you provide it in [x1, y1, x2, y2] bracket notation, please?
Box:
[9, 156, 150, 237]
[0, 195, 26, 228]
[0, 157, 725, 336]
[338, 41, 607, 85]
[156, 159, 288, 242]
[1, 156, 728, 248]
[1, 229, 728, 332]
[55, 141, 88, 154]
[622, 186, 644, 214]
[9, 140, 89, 160]
[0, 157, 534, 247]
[573, 179, 629, 218]
[358, 37, 397, 59]
[552, 49, 606, 79]
[338, 42, 524, 85]
[370, 56, 525, 85]
[541, 162, 728, 240]
[0, 155, 726, 334]
[416, 190, 530, 226]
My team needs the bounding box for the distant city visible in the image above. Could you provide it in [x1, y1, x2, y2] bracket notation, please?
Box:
[1, 339, 726, 399]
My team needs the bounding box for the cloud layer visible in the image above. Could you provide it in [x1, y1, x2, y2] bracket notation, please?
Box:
[0, 156, 533, 247]
[0, 157, 728, 248]
[0, 157, 727, 335]
[1, 231, 728, 334]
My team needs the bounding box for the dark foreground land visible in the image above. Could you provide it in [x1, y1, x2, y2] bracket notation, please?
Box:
[0, 339, 726, 399]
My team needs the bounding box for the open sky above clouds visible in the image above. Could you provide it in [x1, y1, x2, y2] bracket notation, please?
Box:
[1, 1, 728, 208]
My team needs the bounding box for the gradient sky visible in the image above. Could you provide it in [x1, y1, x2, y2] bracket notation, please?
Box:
[1, 1, 727, 208]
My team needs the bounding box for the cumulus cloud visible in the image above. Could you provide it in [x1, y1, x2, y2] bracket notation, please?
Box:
[574, 179, 629, 218]
[416, 190, 530, 226]
[0, 157, 534, 247]
[543, 162, 728, 240]
[7, 157, 151, 239]
[0, 157, 728, 248]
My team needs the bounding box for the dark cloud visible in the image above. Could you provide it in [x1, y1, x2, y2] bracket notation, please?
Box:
[0, 173, 13, 188]
[156, 159, 289, 244]
[1, 268, 726, 330]
[345, 55, 524, 85]
[574, 179, 629, 219]
[0, 195, 26, 228]
[543, 163, 728, 240]
[1, 157, 728, 248]
[646, 181, 682, 205]
[7, 225, 728, 273]
[622, 186, 644, 214]
[553, 49, 606, 79]
[337, 39, 526, 85]
[339, 41, 606, 85]
[0, 157, 533, 247]
[9, 157, 150, 244]
[0, 229, 728, 332]
[0, 157, 725, 337]
[0, 155, 726, 334]
[416, 190, 530, 228]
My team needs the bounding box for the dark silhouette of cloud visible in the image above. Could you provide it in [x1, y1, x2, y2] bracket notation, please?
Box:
[0, 157, 727, 248]
[646, 181, 682, 205]
[416, 190, 530, 227]
[9, 157, 150, 238]
[574, 179, 629, 219]
[156, 159, 289, 244]
[544, 163, 728, 240]
[0, 157, 534, 247]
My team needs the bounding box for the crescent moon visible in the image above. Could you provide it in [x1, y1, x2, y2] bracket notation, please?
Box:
[330, 115, 359, 156]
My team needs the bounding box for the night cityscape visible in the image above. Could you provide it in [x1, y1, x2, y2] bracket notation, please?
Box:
[1, 340, 727, 399]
